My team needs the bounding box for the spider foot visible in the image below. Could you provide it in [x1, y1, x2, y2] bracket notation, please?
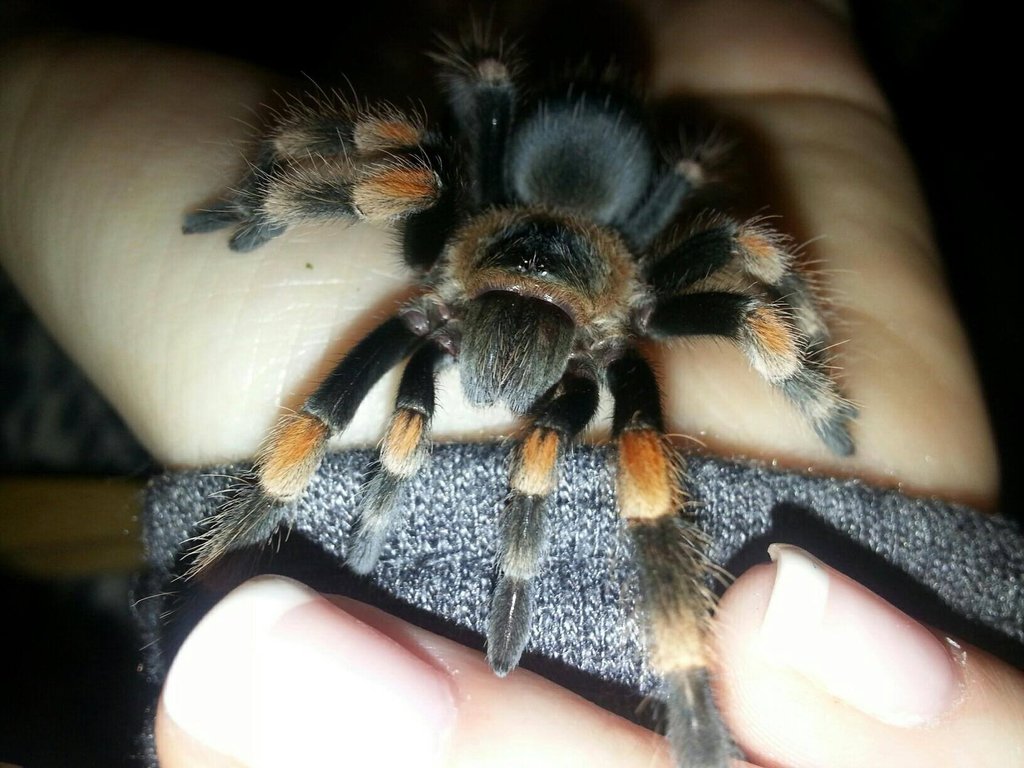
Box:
[780, 366, 857, 457]
[664, 668, 740, 768]
[187, 486, 288, 578]
[486, 575, 534, 676]
[182, 201, 243, 235]
[228, 218, 287, 252]
[346, 471, 404, 574]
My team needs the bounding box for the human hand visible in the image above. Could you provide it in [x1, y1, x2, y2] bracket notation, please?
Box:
[152, 550, 1024, 767]
[0, 1, 1010, 767]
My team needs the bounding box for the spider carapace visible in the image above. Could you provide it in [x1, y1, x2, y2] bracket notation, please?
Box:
[183, 30, 854, 768]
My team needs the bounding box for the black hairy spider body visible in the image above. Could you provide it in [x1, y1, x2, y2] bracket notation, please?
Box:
[184, 30, 854, 768]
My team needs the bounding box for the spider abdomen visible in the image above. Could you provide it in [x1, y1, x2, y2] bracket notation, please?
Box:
[507, 100, 654, 224]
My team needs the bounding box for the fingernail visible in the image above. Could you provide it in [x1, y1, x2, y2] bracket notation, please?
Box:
[161, 575, 456, 767]
[759, 544, 962, 727]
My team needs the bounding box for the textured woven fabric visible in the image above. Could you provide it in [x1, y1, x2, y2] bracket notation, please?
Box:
[133, 445, 1024, 766]
[137, 444, 1024, 702]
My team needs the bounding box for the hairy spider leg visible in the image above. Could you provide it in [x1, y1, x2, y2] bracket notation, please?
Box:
[648, 219, 798, 293]
[182, 140, 288, 251]
[644, 221, 855, 456]
[650, 293, 802, 380]
[608, 350, 736, 768]
[614, 140, 720, 250]
[188, 317, 423, 574]
[486, 368, 601, 675]
[775, 270, 832, 349]
[617, 160, 699, 251]
[346, 342, 450, 573]
[183, 101, 452, 266]
[436, 32, 518, 208]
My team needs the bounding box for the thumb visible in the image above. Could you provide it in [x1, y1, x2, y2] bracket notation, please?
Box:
[155, 575, 679, 767]
[713, 544, 1024, 768]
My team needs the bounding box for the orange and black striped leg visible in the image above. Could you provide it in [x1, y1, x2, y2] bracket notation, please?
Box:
[188, 317, 423, 575]
[646, 292, 855, 455]
[646, 219, 794, 294]
[218, 145, 443, 246]
[608, 351, 735, 768]
[183, 102, 388, 250]
[776, 271, 831, 351]
[779, 357, 858, 456]
[487, 369, 600, 675]
[184, 103, 449, 255]
[347, 342, 449, 574]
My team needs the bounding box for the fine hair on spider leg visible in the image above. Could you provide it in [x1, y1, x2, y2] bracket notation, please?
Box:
[347, 341, 448, 574]
[182, 22, 855, 768]
[631, 517, 737, 767]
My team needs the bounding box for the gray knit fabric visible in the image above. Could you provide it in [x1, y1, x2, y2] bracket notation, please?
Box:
[137, 444, 1024, 704]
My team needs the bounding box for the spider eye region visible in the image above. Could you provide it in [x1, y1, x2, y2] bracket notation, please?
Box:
[480, 216, 601, 289]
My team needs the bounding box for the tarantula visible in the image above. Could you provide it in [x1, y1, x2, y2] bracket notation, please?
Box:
[183, 31, 854, 768]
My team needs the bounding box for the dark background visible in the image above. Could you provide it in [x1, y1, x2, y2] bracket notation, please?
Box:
[0, 1, 1018, 765]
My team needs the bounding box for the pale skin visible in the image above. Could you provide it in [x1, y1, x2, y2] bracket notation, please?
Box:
[0, 1, 1017, 766]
